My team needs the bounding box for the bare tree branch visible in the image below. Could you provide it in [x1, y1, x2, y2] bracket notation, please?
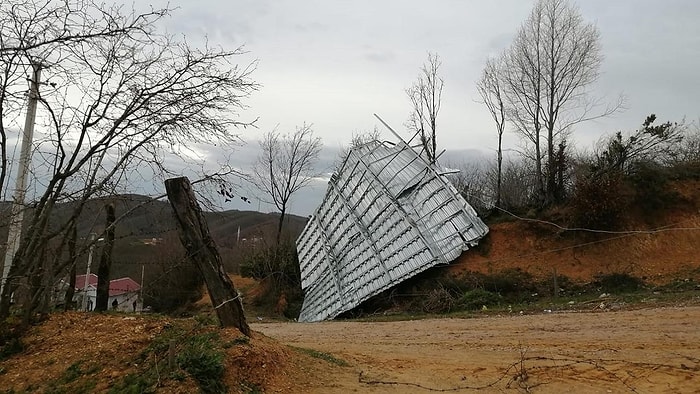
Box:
[251, 123, 322, 244]
[477, 55, 507, 207]
[0, 0, 257, 319]
[497, 0, 621, 206]
[406, 52, 443, 164]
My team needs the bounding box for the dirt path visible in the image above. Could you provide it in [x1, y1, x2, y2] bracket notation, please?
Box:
[254, 306, 700, 393]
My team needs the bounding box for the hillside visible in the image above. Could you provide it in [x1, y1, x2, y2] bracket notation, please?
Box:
[0, 194, 308, 245]
[453, 179, 700, 286]
[0, 195, 308, 310]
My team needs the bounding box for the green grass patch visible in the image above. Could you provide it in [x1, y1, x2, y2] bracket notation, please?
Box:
[225, 335, 250, 348]
[109, 372, 156, 394]
[294, 347, 349, 367]
[177, 332, 226, 394]
[113, 322, 237, 394]
[44, 361, 100, 394]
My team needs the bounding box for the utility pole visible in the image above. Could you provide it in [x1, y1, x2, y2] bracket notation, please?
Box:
[139, 264, 144, 313]
[0, 62, 42, 296]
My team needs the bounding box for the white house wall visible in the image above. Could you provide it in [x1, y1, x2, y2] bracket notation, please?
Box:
[297, 141, 489, 322]
[72, 291, 141, 312]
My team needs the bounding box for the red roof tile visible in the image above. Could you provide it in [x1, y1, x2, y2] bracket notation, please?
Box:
[74, 274, 140, 296]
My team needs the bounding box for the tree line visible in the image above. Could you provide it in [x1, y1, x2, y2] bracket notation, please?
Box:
[408, 0, 697, 228]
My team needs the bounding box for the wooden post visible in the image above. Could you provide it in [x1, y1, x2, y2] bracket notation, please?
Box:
[553, 268, 559, 299]
[165, 177, 251, 336]
[168, 340, 176, 369]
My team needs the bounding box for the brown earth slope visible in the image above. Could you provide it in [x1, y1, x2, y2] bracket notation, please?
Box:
[452, 180, 700, 285]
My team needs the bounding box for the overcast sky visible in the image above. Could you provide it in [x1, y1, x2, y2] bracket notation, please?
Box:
[134, 0, 700, 215]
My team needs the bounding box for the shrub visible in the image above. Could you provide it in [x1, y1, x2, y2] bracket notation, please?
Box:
[144, 259, 204, 315]
[570, 171, 630, 229]
[421, 287, 455, 314]
[457, 289, 501, 310]
[240, 242, 299, 283]
[0, 317, 24, 361]
[108, 373, 154, 394]
[453, 268, 540, 304]
[629, 161, 677, 212]
[482, 268, 536, 299]
[0, 336, 23, 361]
[595, 273, 644, 293]
[240, 242, 303, 318]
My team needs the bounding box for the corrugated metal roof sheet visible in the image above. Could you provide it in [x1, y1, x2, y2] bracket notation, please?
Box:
[296, 140, 489, 322]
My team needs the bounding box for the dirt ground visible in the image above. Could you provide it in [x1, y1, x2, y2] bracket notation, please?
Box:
[254, 306, 700, 393]
[1, 181, 697, 393]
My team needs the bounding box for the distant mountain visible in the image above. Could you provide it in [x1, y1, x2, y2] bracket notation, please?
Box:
[0, 195, 309, 286]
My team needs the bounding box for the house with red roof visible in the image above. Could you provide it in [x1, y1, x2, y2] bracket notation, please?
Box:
[72, 274, 142, 312]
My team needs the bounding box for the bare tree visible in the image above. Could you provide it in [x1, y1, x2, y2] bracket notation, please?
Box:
[477, 56, 507, 207]
[0, 1, 256, 320]
[406, 52, 443, 164]
[500, 0, 620, 205]
[252, 124, 322, 244]
[62, 224, 77, 311]
[95, 202, 115, 312]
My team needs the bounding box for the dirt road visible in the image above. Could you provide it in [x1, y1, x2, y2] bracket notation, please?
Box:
[254, 306, 700, 393]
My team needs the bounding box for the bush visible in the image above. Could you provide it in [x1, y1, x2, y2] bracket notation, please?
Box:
[570, 171, 630, 229]
[453, 269, 539, 304]
[0, 317, 24, 361]
[629, 161, 678, 212]
[240, 242, 299, 283]
[421, 287, 455, 314]
[144, 259, 204, 315]
[457, 289, 501, 310]
[119, 326, 228, 394]
[240, 242, 303, 318]
[0, 336, 24, 360]
[483, 268, 537, 301]
[595, 273, 644, 293]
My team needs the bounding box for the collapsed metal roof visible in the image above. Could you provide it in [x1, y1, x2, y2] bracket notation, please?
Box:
[296, 139, 488, 322]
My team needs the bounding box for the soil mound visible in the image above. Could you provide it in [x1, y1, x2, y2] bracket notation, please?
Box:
[0, 312, 339, 393]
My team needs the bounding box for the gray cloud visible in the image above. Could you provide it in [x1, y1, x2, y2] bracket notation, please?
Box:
[15, 0, 698, 216]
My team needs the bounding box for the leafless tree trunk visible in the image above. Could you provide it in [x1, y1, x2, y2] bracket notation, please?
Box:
[406, 52, 443, 164]
[477, 56, 507, 208]
[502, 2, 546, 205]
[95, 203, 116, 312]
[165, 177, 250, 335]
[499, 0, 620, 206]
[251, 124, 322, 244]
[0, 1, 256, 319]
[63, 224, 78, 311]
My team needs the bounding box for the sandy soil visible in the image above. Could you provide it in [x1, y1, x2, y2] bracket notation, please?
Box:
[254, 306, 700, 393]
